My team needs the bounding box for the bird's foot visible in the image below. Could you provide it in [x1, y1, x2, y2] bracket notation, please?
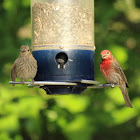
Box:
[21, 79, 24, 85]
[103, 84, 107, 88]
[110, 84, 115, 88]
[12, 81, 15, 86]
[31, 79, 35, 85]
[103, 83, 109, 88]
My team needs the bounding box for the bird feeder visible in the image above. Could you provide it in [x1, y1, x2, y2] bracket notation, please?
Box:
[30, 0, 98, 94]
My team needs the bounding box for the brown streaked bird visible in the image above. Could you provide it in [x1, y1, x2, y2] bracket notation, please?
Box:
[11, 45, 37, 86]
[100, 50, 132, 108]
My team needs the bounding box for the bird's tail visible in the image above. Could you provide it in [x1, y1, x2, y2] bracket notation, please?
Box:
[11, 67, 16, 86]
[119, 84, 133, 108]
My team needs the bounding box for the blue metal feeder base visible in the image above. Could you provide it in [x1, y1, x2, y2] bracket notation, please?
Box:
[32, 48, 94, 94]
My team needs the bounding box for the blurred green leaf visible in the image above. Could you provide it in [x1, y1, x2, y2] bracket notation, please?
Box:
[55, 95, 89, 113]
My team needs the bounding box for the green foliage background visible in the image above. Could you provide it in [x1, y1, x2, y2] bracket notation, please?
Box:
[0, 0, 140, 139]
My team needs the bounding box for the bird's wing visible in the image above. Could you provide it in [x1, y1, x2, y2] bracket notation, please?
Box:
[11, 61, 17, 81]
[112, 59, 129, 88]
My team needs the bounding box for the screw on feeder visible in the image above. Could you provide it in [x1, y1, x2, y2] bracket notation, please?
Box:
[59, 45, 64, 49]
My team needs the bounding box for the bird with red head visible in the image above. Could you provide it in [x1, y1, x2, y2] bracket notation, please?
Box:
[100, 50, 132, 108]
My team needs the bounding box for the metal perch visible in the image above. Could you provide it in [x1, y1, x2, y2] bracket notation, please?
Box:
[9, 80, 119, 89]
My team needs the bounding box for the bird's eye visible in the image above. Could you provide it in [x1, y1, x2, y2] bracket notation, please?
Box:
[28, 50, 29, 51]
[106, 52, 110, 54]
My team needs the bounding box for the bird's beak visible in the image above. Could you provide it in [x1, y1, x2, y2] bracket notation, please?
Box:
[101, 54, 107, 59]
[21, 49, 26, 53]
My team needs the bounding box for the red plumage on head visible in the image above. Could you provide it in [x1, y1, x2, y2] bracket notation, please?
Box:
[100, 50, 111, 55]
[100, 50, 113, 60]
